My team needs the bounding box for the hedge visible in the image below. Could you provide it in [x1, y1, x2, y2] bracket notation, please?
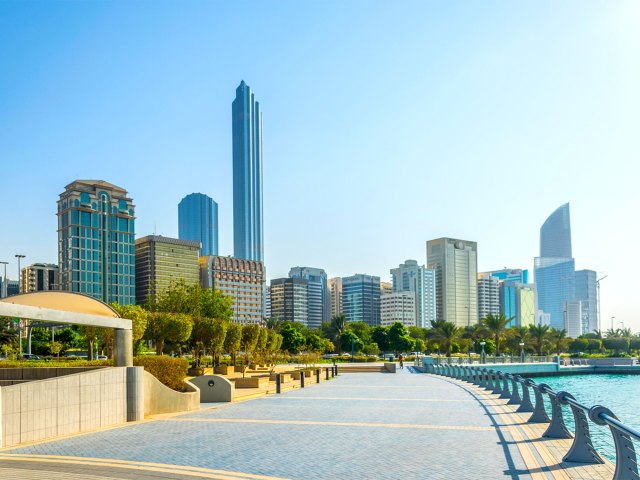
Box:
[133, 355, 188, 392]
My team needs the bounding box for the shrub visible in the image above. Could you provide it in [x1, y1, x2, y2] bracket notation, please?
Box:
[133, 355, 188, 392]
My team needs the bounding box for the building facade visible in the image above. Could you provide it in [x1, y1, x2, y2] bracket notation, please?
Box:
[270, 277, 308, 325]
[390, 259, 436, 328]
[20, 263, 59, 293]
[426, 238, 478, 327]
[233, 81, 263, 262]
[178, 193, 218, 256]
[342, 274, 381, 327]
[477, 273, 500, 321]
[200, 256, 265, 325]
[329, 277, 342, 318]
[380, 291, 416, 327]
[540, 203, 572, 258]
[57, 180, 136, 305]
[575, 269, 598, 335]
[289, 266, 330, 329]
[135, 236, 200, 305]
[564, 300, 583, 338]
[500, 282, 536, 328]
[485, 268, 529, 284]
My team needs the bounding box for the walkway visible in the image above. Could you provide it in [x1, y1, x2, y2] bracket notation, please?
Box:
[0, 368, 613, 479]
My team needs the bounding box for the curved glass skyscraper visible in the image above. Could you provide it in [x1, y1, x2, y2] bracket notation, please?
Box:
[232, 81, 263, 262]
[540, 203, 572, 258]
[178, 193, 218, 256]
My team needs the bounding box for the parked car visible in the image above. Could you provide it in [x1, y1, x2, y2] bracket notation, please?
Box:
[22, 354, 42, 361]
[96, 355, 108, 360]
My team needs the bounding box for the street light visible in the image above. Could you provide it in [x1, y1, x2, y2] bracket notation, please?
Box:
[0, 261, 8, 298]
[15, 254, 25, 293]
[611, 316, 615, 331]
[519, 342, 525, 363]
[480, 341, 486, 364]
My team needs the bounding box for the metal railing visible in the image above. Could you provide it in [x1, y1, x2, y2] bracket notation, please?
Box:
[431, 355, 556, 366]
[428, 363, 640, 480]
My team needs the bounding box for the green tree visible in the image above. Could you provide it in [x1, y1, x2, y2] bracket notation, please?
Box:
[49, 341, 63, 358]
[224, 323, 243, 364]
[347, 321, 372, 346]
[587, 338, 602, 353]
[340, 330, 364, 354]
[431, 321, 462, 357]
[264, 317, 282, 331]
[371, 326, 389, 352]
[364, 342, 380, 356]
[305, 333, 325, 352]
[191, 317, 228, 366]
[280, 324, 305, 353]
[568, 338, 589, 354]
[240, 324, 261, 364]
[480, 313, 512, 356]
[144, 312, 193, 355]
[603, 337, 629, 356]
[549, 328, 568, 355]
[330, 314, 348, 353]
[528, 324, 551, 356]
[387, 323, 414, 354]
[111, 303, 150, 355]
[408, 326, 428, 340]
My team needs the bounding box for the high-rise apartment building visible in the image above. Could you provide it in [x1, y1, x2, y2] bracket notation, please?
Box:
[20, 263, 59, 293]
[233, 81, 263, 262]
[500, 282, 536, 328]
[264, 285, 271, 318]
[575, 269, 598, 335]
[390, 259, 436, 328]
[329, 277, 342, 318]
[200, 256, 265, 325]
[477, 273, 500, 321]
[135, 236, 200, 305]
[534, 203, 575, 330]
[289, 266, 330, 329]
[342, 274, 381, 327]
[426, 238, 478, 327]
[380, 291, 416, 327]
[380, 281, 392, 296]
[178, 193, 218, 256]
[57, 180, 135, 305]
[564, 300, 583, 338]
[270, 277, 308, 325]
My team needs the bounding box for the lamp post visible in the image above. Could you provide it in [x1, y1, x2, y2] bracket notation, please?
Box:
[480, 341, 486, 364]
[15, 254, 25, 293]
[0, 261, 8, 298]
[611, 316, 615, 331]
[519, 342, 525, 363]
[351, 338, 355, 363]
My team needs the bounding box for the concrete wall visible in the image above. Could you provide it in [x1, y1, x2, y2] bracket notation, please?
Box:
[190, 375, 233, 402]
[0, 367, 128, 448]
[143, 371, 200, 416]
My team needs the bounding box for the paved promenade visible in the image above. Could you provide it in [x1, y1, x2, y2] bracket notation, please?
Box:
[0, 368, 614, 479]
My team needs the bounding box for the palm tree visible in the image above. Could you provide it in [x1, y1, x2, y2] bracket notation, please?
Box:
[480, 313, 512, 356]
[549, 328, 567, 355]
[506, 326, 529, 354]
[330, 315, 347, 353]
[528, 324, 551, 356]
[264, 317, 282, 331]
[433, 321, 462, 357]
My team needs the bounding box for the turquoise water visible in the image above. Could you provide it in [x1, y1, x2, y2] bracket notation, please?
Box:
[529, 374, 640, 460]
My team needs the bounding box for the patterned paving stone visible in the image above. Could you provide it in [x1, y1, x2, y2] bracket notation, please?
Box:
[3, 368, 531, 479]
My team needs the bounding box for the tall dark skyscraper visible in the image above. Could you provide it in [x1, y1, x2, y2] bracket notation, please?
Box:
[178, 193, 218, 256]
[232, 81, 263, 262]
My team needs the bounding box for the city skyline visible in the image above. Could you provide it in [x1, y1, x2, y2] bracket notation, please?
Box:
[1, 1, 638, 328]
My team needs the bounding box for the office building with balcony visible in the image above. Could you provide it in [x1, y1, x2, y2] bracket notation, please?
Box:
[270, 277, 308, 325]
[426, 238, 478, 327]
[380, 291, 416, 327]
[135, 236, 200, 305]
[178, 193, 218, 256]
[289, 266, 330, 329]
[20, 263, 59, 293]
[57, 180, 136, 305]
[342, 274, 380, 327]
[200, 255, 265, 325]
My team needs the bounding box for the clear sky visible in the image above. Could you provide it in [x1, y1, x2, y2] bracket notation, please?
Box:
[1, 1, 639, 329]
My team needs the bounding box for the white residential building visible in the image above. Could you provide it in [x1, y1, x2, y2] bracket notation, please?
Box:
[380, 291, 416, 327]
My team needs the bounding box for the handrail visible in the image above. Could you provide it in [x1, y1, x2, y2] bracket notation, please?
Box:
[432, 364, 640, 480]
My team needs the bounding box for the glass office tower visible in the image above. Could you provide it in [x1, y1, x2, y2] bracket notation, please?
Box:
[178, 193, 218, 256]
[342, 274, 381, 327]
[57, 180, 135, 305]
[540, 203, 572, 258]
[232, 81, 263, 262]
[289, 266, 330, 329]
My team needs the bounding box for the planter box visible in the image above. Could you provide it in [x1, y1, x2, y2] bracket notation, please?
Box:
[188, 367, 204, 376]
[234, 366, 247, 373]
[269, 373, 292, 383]
[214, 366, 234, 375]
[234, 377, 269, 389]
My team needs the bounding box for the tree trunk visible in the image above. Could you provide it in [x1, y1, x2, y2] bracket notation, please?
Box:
[88, 338, 94, 361]
[495, 333, 500, 356]
[156, 339, 164, 356]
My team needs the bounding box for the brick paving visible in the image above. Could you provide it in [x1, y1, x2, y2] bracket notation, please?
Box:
[0, 368, 539, 479]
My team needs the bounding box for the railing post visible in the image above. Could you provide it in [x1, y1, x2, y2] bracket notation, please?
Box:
[507, 374, 521, 405]
[590, 406, 638, 480]
[499, 372, 511, 399]
[492, 371, 504, 395]
[276, 373, 281, 394]
[516, 378, 534, 413]
[560, 392, 604, 464]
[528, 382, 551, 423]
[334, 364, 339, 376]
[484, 369, 494, 390]
[330, 366, 334, 378]
[542, 389, 572, 439]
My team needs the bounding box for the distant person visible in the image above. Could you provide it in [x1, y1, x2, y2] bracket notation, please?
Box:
[399, 354, 404, 369]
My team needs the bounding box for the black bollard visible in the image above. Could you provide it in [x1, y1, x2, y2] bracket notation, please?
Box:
[276, 373, 281, 394]
[325, 367, 330, 380]
[334, 364, 339, 376]
[316, 368, 321, 383]
[300, 371, 305, 388]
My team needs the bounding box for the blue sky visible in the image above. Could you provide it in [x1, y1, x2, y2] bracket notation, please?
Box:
[1, 1, 639, 329]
